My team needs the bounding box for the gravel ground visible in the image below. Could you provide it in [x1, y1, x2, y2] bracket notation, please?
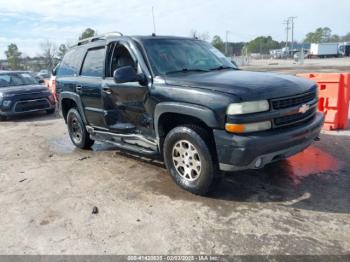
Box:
[0, 64, 349, 256]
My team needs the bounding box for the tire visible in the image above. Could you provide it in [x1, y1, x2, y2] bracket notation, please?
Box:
[0, 115, 7, 121]
[46, 108, 55, 114]
[163, 125, 221, 195]
[67, 108, 94, 149]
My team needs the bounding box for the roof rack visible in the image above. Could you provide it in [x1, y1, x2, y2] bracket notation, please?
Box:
[76, 31, 123, 46]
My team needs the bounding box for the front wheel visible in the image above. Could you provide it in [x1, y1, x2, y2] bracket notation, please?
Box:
[67, 108, 94, 149]
[163, 125, 221, 195]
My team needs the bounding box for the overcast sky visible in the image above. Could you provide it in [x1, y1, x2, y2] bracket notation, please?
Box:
[0, 0, 349, 59]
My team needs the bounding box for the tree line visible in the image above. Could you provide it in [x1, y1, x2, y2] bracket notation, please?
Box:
[3, 28, 97, 71]
[4, 26, 350, 71]
[211, 27, 350, 55]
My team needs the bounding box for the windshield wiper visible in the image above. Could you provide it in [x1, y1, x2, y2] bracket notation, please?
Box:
[209, 66, 237, 71]
[165, 68, 209, 75]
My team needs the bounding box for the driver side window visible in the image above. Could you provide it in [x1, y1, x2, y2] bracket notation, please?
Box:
[108, 43, 136, 77]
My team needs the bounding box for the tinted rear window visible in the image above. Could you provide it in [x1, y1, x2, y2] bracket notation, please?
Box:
[81, 48, 105, 77]
[57, 47, 85, 77]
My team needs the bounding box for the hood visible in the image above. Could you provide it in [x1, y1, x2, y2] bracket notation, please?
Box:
[0, 84, 49, 96]
[164, 70, 316, 101]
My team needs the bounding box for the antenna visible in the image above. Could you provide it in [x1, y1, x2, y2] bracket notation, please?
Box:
[152, 6, 157, 35]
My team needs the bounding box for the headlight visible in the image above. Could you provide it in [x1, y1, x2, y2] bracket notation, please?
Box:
[225, 121, 272, 133]
[227, 100, 269, 115]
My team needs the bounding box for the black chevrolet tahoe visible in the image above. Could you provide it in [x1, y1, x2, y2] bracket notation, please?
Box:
[56, 33, 324, 195]
[0, 71, 56, 120]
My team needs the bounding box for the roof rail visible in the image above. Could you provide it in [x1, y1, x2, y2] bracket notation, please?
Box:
[76, 31, 123, 46]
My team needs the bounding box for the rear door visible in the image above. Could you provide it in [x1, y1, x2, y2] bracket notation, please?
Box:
[78, 47, 106, 127]
[56, 47, 85, 100]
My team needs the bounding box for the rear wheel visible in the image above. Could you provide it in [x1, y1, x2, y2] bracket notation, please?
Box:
[163, 125, 221, 195]
[0, 115, 7, 121]
[67, 108, 94, 149]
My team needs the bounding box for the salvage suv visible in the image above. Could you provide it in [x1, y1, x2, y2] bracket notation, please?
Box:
[56, 33, 324, 195]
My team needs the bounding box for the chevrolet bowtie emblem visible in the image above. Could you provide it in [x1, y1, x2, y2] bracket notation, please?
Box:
[299, 104, 310, 114]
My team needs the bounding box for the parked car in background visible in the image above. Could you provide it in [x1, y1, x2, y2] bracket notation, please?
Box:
[37, 69, 50, 79]
[47, 63, 60, 102]
[0, 71, 56, 121]
[26, 71, 45, 84]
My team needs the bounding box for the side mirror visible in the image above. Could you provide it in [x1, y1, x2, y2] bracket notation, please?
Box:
[113, 66, 145, 84]
[38, 79, 45, 84]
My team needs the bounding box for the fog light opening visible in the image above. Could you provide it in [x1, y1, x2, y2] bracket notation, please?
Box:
[255, 158, 263, 168]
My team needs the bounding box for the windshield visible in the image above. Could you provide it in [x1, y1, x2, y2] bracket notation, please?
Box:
[0, 72, 38, 88]
[141, 38, 236, 75]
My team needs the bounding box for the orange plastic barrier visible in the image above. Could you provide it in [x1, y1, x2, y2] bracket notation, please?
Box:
[297, 73, 350, 130]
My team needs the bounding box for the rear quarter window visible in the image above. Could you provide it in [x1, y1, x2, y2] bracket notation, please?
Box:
[57, 47, 85, 77]
[81, 48, 105, 77]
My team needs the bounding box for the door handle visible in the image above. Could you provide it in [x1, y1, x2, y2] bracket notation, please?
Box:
[102, 87, 112, 95]
[76, 85, 82, 93]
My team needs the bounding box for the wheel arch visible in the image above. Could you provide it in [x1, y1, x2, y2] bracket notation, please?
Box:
[154, 102, 220, 150]
[60, 92, 87, 124]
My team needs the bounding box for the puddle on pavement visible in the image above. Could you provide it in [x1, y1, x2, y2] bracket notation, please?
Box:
[47, 133, 348, 214]
[284, 146, 343, 185]
[142, 144, 348, 215]
[49, 134, 76, 154]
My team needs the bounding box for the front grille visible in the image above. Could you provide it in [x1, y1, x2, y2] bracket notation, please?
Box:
[14, 99, 50, 112]
[14, 92, 49, 101]
[274, 108, 316, 127]
[272, 92, 316, 110]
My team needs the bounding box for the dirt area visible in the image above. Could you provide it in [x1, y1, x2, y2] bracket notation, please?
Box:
[241, 57, 350, 74]
[0, 64, 350, 255]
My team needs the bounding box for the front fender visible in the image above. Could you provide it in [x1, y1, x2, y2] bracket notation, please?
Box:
[154, 102, 220, 139]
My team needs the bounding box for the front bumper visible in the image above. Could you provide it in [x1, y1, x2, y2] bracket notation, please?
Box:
[214, 112, 324, 172]
[0, 98, 55, 117]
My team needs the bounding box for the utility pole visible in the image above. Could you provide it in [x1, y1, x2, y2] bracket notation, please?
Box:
[225, 30, 229, 56]
[289, 16, 297, 51]
[283, 19, 290, 49]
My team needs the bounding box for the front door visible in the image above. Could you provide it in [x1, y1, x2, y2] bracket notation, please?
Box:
[102, 42, 151, 135]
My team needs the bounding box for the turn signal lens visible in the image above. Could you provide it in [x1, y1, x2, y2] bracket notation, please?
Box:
[225, 121, 272, 133]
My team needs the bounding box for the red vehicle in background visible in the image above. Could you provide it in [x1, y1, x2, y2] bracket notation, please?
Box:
[45, 64, 60, 102]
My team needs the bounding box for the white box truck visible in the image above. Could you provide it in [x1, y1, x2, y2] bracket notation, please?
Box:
[309, 43, 339, 58]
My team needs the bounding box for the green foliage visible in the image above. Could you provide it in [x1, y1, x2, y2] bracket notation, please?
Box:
[211, 35, 225, 52]
[226, 42, 246, 56]
[79, 28, 96, 40]
[304, 27, 350, 43]
[246, 36, 280, 54]
[304, 27, 333, 43]
[342, 33, 350, 42]
[5, 43, 22, 70]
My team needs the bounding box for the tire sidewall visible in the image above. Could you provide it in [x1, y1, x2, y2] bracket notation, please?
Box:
[163, 126, 215, 195]
[67, 108, 88, 149]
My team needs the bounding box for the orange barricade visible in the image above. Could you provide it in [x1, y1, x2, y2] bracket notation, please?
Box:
[297, 73, 350, 130]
